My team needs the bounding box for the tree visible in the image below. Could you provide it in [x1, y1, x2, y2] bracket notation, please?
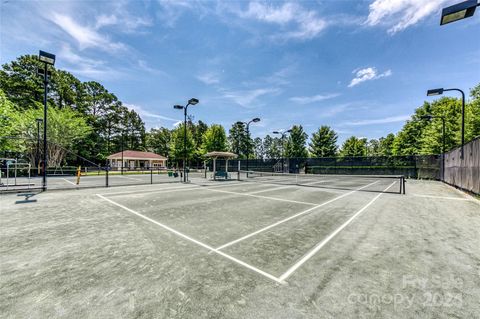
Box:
[253, 137, 264, 159]
[169, 123, 195, 167]
[0, 55, 46, 109]
[379, 133, 395, 156]
[340, 136, 367, 157]
[0, 89, 22, 152]
[201, 124, 227, 153]
[366, 139, 380, 156]
[18, 106, 91, 166]
[263, 135, 282, 159]
[146, 127, 171, 157]
[228, 122, 251, 158]
[285, 125, 308, 158]
[309, 125, 337, 157]
[466, 83, 480, 141]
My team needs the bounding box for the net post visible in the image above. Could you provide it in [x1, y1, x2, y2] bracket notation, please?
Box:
[150, 168, 153, 184]
[105, 166, 109, 187]
[403, 176, 406, 194]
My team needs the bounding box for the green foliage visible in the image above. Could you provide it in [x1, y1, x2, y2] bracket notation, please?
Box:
[263, 135, 281, 159]
[340, 136, 367, 157]
[379, 133, 395, 155]
[228, 122, 252, 158]
[0, 89, 22, 151]
[285, 125, 308, 158]
[146, 127, 171, 157]
[308, 125, 337, 157]
[201, 124, 227, 153]
[169, 123, 195, 165]
[0, 55, 146, 163]
[253, 137, 265, 159]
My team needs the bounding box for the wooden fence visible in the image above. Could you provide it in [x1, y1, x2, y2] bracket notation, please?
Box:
[443, 137, 480, 195]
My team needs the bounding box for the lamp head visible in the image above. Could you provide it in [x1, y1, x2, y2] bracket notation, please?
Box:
[36, 118, 43, 123]
[188, 98, 199, 105]
[252, 117, 261, 123]
[286, 129, 293, 133]
[427, 88, 444, 96]
[39, 50, 56, 65]
[272, 131, 280, 134]
[440, 0, 477, 25]
[420, 115, 433, 121]
[173, 105, 184, 110]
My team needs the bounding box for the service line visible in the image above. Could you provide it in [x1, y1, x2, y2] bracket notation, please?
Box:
[96, 194, 284, 284]
[278, 181, 396, 282]
[215, 180, 380, 251]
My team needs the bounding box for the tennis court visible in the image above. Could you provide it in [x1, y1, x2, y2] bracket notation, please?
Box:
[1, 174, 479, 318]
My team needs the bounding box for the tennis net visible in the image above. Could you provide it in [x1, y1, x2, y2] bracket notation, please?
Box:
[237, 170, 406, 194]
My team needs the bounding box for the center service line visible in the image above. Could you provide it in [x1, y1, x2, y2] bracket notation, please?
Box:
[215, 180, 380, 251]
[95, 194, 284, 284]
[278, 181, 396, 282]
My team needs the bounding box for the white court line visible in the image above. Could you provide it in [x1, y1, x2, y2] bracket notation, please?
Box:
[413, 194, 471, 201]
[61, 178, 77, 186]
[278, 181, 396, 282]
[215, 180, 380, 251]
[96, 194, 283, 284]
[247, 185, 293, 195]
[115, 175, 144, 181]
[101, 181, 244, 197]
[204, 188, 319, 206]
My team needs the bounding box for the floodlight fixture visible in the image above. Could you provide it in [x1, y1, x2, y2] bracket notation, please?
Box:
[427, 88, 444, 96]
[39, 50, 55, 65]
[188, 98, 199, 105]
[440, 0, 478, 25]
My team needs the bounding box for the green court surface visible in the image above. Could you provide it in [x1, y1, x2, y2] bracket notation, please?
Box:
[1, 177, 479, 318]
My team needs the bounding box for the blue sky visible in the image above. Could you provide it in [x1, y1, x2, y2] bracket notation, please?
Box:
[1, 0, 479, 144]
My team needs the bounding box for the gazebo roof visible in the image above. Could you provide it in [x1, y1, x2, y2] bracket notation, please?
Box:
[204, 151, 238, 159]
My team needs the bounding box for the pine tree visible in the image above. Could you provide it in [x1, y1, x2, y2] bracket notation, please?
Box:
[308, 125, 338, 157]
[285, 125, 308, 158]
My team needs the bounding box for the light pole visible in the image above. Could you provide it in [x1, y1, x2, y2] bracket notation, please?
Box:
[174, 98, 199, 182]
[273, 129, 292, 173]
[237, 118, 260, 172]
[427, 88, 465, 158]
[439, 0, 479, 25]
[36, 118, 43, 175]
[420, 115, 446, 179]
[38, 50, 55, 191]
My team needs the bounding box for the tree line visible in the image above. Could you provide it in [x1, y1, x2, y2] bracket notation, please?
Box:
[1, 55, 479, 168]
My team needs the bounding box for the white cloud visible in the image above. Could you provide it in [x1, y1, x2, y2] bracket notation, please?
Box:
[197, 72, 220, 85]
[221, 88, 280, 107]
[239, 2, 327, 40]
[125, 103, 180, 122]
[49, 12, 126, 51]
[342, 115, 410, 126]
[366, 0, 450, 34]
[348, 67, 392, 87]
[289, 93, 340, 104]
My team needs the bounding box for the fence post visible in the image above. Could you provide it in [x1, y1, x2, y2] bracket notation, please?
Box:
[105, 166, 109, 187]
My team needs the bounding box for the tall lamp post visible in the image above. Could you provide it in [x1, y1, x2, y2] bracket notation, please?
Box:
[273, 129, 292, 173]
[236, 117, 260, 172]
[427, 88, 465, 158]
[35, 118, 43, 175]
[38, 50, 55, 191]
[420, 115, 446, 179]
[174, 98, 199, 182]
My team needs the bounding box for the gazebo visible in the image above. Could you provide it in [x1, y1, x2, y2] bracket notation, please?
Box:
[204, 151, 238, 180]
